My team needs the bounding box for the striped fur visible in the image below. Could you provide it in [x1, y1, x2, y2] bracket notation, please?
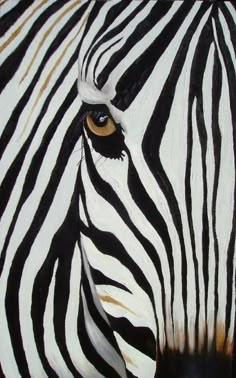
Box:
[0, 1, 235, 377]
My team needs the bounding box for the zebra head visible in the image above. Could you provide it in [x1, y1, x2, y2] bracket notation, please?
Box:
[0, 1, 235, 378]
[76, 2, 236, 377]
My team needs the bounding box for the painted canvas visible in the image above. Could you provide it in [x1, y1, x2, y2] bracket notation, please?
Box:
[0, 1, 236, 377]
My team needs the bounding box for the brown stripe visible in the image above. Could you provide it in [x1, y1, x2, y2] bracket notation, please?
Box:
[0, 0, 9, 7]
[216, 323, 225, 353]
[19, 13, 88, 137]
[20, 0, 81, 83]
[198, 324, 206, 353]
[121, 351, 138, 367]
[99, 294, 136, 315]
[224, 337, 234, 358]
[0, 0, 48, 54]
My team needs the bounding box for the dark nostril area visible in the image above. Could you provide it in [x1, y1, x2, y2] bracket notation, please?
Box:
[155, 349, 233, 378]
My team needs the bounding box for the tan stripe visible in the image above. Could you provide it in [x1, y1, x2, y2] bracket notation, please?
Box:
[198, 325, 206, 353]
[121, 351, 138, 367]
[216, 322, 234, 357]
[0, 0, 48, 54]
[224, 337, 234, 358]
[99, 294, 136, 315]
[20, 0, 81, 83]
[0, 0, 9, 7]
[216, 322, 225, 353]
[19, 14, 88, 138]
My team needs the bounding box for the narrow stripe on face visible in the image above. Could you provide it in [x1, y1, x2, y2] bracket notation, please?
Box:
[77, 2, 236, 376]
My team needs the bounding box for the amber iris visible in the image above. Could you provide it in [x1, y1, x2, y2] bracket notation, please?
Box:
[86, 113, 116, 136]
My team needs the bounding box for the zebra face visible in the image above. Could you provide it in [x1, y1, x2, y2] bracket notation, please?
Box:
[0, 1, 235, 378]
[77, 2, 236, 377]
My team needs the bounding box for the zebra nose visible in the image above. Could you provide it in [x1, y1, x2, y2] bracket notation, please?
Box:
[155, 349, 233, 378]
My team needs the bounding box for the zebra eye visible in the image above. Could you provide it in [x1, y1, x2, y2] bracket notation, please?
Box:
[81, 104, 125, 159]
[86, 112, 116, 136]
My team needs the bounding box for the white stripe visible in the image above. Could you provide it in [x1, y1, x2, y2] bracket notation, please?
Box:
[87, 147, 173, 343]
[81, 233, 156, 335]
[0, 95, 80, 277]
[191, 97, 206, 351]
[101, 1, 195, 99]
[65, 244, 104, 378]
[81, 241, 110, 325]
[218, 9, 236, 68]
[114, 332, 156, 378]
[79, 0, 122, 80]
[18, 135, 81, 376]
[159, 5, 212, 352]
[0, 1, 57, 61]
[202, 41, 216, 350]
[89, 1, 156, 83]
[0, 289, 21, 377]
[81, 288, 128, 378]
[225, 1, 236, 24]
[212, 18, 235, 329]
[43, 260, 74, 377]
[81, 154, 166, 346]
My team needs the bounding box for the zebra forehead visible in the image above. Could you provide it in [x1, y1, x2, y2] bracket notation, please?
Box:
[78, 1, 225, 112]
[77, 80, 107, 105]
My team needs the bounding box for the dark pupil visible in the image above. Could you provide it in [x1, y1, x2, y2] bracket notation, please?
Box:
[91, 112, 108, 127]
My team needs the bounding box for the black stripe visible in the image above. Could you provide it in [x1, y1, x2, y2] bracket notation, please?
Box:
[218, 2, 236, 58]
[0, 0, 74, 94]
[80, 220, 156, 318]
[110, 2, 198, 110]
[185, 17, 215, 350]
[0, 361, 6, 378]
[232, 314, 236, 378]
[80, 255, 124, 358]
[81, 0, 133, 75]
[84, 0, 147, 80]
[31, 253, 60, 378]
[92, 37, 123, 83]
[5, 111, 82, 377]
[78, 290, 123, 378]
[91, 267, 132, 294]
[142, 6, 209, 348]
[0, 0, 34, 37]
[225, 225, 236, 344]
[108, 315, 156, 360]
[31, 259, 60, 377]
[0, 1, 89, 160]
[81, 137, 163, 325]
[79, 177, 153, 305]
[80, 218, 156, 310]
[31, 175, 80, 377]
[195, 88, 210, 348]
[125, 148, 175, 333]
[54, 256, 81, 376]
[0, 82, 78, 276]
[127, 370, 139, 378]
[142, 3, 212, 347]
[211, 48, 222, 339]
[213, 7, 236, 341]
[96, 0, 173, 92]
[185, 84, 199, 350]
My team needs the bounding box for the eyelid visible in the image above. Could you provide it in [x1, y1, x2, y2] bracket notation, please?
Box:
[86, 113, 117, 137]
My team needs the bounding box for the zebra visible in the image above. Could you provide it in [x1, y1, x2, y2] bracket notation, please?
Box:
[0, 1, 235, 377]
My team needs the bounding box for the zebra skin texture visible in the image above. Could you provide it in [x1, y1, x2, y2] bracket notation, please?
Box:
[0, 1, 235, 377]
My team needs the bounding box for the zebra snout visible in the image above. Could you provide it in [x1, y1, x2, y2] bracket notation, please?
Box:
[156, 349, 233, 378]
